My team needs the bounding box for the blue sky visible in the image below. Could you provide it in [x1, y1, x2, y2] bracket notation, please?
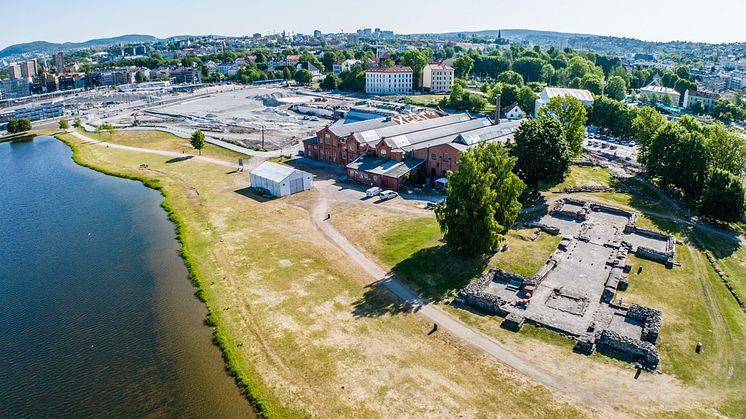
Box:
[2, 0, 744, 49]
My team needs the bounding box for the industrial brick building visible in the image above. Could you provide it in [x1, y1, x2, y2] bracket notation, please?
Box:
[303, 111, 521, 190]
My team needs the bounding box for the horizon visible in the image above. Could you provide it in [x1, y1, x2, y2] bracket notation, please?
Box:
[2, 0, 745, 51]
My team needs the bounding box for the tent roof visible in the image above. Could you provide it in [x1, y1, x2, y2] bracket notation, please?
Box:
[250, 161, 299, 183]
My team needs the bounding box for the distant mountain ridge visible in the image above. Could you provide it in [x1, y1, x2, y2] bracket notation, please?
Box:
[0, 34, 159, 58]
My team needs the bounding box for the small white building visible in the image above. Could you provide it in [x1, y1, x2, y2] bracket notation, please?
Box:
[503, 102, 525, 120]
[534, 87, 594, 117]
[421, 63, 454, 93]
[249, 162, 313, 197]
[365, 66, 413, 95]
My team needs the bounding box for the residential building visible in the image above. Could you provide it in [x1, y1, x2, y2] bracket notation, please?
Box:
[503, 102, 525, 120]
[54, 52, 65, 74]
[638, 85, 681, 105]
[21, 59, 38, 78]
[249, 161, 313, 197]
[421, 63, 454, 93]
[304, 111, 519, 190]
[313, 30, 322, 39]
[534, 87, 594, 117]
[170, 67, 202, 84]
[8, 63, 22, 79]
[365, 66, 413, 95]
[332, 59, 361, 75]
[683, 89, 721, 110]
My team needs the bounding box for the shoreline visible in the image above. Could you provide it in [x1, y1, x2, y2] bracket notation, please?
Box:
[53, 133, 274, 418]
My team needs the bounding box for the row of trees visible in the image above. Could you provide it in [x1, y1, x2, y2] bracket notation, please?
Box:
[645, 116, 746, 222]
[5, 118, 32, 134]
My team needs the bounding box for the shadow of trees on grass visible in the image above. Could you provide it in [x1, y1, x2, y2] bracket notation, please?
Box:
[352, 245, 490, 318]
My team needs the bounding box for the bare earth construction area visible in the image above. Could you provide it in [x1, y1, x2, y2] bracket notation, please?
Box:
[456, 198, 674, 368]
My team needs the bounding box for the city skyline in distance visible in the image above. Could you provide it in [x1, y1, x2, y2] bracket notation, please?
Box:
[1, 0, 745, 51]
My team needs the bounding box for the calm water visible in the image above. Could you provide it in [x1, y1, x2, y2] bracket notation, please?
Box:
[0, 137, 253, 417]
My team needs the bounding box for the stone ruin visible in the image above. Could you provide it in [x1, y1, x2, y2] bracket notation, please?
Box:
[455, 198, 674, 369]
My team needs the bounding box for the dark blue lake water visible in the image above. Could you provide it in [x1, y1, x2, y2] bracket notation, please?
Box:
[0, 136, 252, 417]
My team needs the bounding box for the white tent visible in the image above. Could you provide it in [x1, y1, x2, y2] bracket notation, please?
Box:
[435, 177, 448, 189]
[249, 162, 313, 197]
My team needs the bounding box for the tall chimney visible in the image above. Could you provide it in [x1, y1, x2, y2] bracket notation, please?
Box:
[494, 94, 501, 125]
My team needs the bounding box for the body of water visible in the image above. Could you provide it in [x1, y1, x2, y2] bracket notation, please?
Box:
[0, 136, 253, 417]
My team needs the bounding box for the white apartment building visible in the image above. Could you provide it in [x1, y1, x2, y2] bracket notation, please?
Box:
[421, 63, 454, 93]
[683, 89, 721, 110]
[365, 66, 413, 95]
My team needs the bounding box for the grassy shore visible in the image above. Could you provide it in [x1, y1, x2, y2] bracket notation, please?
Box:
[332, 166, 746, 417]
[0, 132, 37, 143]
[52, 130, 586, 418]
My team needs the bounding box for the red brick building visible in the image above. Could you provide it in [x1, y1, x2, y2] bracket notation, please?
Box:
[304, 112, 522, 190]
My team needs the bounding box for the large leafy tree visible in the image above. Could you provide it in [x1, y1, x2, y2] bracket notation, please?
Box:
[699, 169, 745, 222]
[496, 70, 524, 87]
[453, 55, 474, 79]
[632, 106, 666, 165]
[589, 95, 637, 138]
[703, 123, 746, 176]
[190, 129, 206, 155]
[512, 57, 544, 82]
[319, 74, 340, 91]
[538, 95, 587, 156]
[605, 76, 627, 101]
[435, 143, 524, 256]
[647, 122, 710, 198]
[511, 119, 572, 190]
[399, 50, 429, 88]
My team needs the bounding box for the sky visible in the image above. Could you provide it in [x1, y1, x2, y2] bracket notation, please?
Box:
[2, 0, 745, 50]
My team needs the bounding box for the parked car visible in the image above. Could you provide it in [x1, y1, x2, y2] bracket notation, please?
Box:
[379, 190, 398, 200]
[366, 186, 383, 197]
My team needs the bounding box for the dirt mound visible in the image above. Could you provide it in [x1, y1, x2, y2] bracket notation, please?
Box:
[254, 91, 292, 107]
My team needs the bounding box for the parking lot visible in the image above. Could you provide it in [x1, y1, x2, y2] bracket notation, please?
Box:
[583, 133, 639, 163]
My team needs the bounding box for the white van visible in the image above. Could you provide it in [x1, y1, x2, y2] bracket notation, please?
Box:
[366, 186, 383, 197]
[379, 190, 398, 201]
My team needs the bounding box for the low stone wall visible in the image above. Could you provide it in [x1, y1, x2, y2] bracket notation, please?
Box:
[627, 304, 662, 344]
[705, 252, 745, 308]
[528, 221, 560, 235]
[502, 312, 525, 331]
[561, 185, 618, 193]
[635, 245, 672, 266]
[551, 198, 589, 221]
[597, 329, 660, 368]
[590, 203, 635, 219]
[455, 269, 516, 316]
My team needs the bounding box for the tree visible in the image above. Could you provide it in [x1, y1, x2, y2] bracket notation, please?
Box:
[581, 74, 604, 95]
[135, 70, 146, 83]
[496, 70, 523, 86]
[399, 50, 428, 89]
[538, 95, 587, 156]
[319, 74, 340, 90]
[467, 94, 487, 113]
[588, 95, 637, 139]
[73, 118, 82, 129]
[699, 169, 745, 222]
[647, 122, 710, 198]
[689, 100, 706, 115]
[704, 124, 746, 176]
[15, 118, 32, 133]
[435, 143, 525, 256]
[631, 106, 666, 165]
[512, 57, 544, 82]
[190, 129, 206, 155]
[293, 69, 313, 85]
[516, 86, 537, 115]
[661, 93, 673, 107]
[6, 118, 18, 134]
[511, 119, 572, 191]
[453, 55, 474, 79]
[605, 75, 627, 101]
[540, 63, 555, 84]
[58, 119, 69, 130]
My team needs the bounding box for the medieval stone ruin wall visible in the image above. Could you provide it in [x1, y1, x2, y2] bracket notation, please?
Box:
[597, 329, 660, 368]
